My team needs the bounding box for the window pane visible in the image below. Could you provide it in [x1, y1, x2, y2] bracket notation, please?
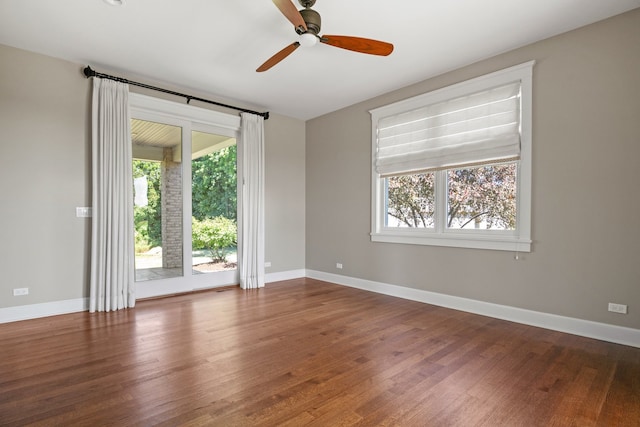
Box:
[132, 119, 183, 282]
[447, 163, 517, 230]
[191, 131, 237, 274]
[385, 173, 435, 228]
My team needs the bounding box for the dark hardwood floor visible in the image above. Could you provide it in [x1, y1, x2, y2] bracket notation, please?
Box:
[1, 278, 638, 426]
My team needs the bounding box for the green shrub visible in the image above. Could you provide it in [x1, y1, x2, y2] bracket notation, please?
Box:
[134, 228, 151, 254]
[192, 216, 237, 263]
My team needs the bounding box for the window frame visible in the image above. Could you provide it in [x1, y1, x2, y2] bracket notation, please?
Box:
[129, 93, 242, 298]
[370, 61, 534, 252]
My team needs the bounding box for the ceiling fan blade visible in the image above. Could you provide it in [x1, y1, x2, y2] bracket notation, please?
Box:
[272, 0, 307, 32]
[256, 42, 301, 72]
[320, 35, 394, 56]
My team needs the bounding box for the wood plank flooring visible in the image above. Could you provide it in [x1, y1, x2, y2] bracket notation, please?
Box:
[1, 278, 639, 426]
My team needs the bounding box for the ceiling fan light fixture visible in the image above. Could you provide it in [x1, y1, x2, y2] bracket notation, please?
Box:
[299, 32, 318, 47]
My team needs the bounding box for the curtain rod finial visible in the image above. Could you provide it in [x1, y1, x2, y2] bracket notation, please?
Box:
[83, 66, 96, 78]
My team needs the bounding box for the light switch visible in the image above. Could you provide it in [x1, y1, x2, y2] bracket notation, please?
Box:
[76, 207, 92, 217]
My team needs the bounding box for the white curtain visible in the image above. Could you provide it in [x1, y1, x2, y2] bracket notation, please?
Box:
[238, 113, 265, 289]
[89, 78, 135, 312]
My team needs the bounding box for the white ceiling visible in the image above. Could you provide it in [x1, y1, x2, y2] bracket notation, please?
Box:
[1, 0, 638, 120]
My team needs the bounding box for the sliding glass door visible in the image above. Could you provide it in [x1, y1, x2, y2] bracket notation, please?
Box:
[129, 94, 241, 298]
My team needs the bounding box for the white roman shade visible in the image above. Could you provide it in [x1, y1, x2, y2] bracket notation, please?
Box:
[375, 82, 521, 176]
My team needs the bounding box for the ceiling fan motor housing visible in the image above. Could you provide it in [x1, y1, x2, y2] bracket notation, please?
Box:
[298, 0, 316, 8]
[299, 8, 321, 35]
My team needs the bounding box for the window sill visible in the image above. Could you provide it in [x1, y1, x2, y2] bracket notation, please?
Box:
[371, 231, 531, 252]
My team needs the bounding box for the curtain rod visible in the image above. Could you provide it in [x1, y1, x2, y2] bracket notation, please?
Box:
[83, 66, 269, 120]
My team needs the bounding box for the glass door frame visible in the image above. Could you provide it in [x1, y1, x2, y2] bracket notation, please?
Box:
[129, 93, 241, 299]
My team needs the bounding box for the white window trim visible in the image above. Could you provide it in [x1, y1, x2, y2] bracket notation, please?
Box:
[129, 93, 241, 135]
[370, 61, 534, 252]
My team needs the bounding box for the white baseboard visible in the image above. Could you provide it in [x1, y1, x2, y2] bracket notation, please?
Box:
[0, 298, 89, 324]
[266, 269, 306, 283]
[306, 270, 640, 348]
[4, 271, 637, 349]
[0, 269, 307, 324]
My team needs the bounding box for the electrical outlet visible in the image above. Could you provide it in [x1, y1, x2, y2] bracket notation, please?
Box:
[264, 261, 272, 268]
[336, 263, 343, 269]
[13, 288, 29, 296]
[608, 303, 628, 314]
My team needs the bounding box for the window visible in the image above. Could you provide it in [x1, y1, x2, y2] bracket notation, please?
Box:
[370, 62, 534, 251]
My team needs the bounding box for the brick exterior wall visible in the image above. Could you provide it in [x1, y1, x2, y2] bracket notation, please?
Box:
[161, 147, 183, 269]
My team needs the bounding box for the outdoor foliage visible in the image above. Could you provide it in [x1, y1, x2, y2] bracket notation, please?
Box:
[192, 216, 237, 263]
[386, 163, 516, 229]
[387, 173, 435, 227]
[133, 145, 237, 254]
[447, 164, 517, 229]
[133, 160, 162, 251]
[192, 145, 237, 221]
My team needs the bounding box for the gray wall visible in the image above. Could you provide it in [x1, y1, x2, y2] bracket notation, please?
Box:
[306, 9, 640, 329]
[0, 43, 306, 309]
[264, 114, 306, 272]
[0, 44, 91, 308]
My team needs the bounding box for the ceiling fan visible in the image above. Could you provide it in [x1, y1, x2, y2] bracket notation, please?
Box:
[257, 0, 394, 72]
